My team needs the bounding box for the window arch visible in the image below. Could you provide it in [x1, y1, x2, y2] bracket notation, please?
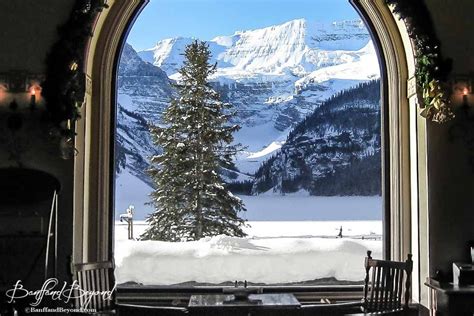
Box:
[73, 0, 428, 305]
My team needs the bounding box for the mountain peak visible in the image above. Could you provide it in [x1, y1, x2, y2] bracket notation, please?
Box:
[282, 18, 306, 27]
[138, 18, 371, 77]
[234, 18, 308, 40]
[262, 18, 307, 30]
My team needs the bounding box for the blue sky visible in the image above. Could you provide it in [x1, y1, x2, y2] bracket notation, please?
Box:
[127, 0, 361, 51]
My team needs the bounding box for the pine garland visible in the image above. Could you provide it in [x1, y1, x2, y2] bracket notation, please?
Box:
[385, 0, 454, 123]
[42, 0, 109, 139]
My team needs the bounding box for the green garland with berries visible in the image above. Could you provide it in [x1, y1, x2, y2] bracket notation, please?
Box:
[385, 0, 454, 123]
[42, 0, 109, 139]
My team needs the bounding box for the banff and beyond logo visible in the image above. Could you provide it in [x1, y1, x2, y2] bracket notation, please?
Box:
[5, 278, 115, 310]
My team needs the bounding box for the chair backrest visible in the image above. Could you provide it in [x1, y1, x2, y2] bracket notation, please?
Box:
[363, 250, 413, 313]
[73, 261, 115, 312]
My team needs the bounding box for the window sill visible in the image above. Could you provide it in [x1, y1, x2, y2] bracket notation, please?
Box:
[116, 284, 365, 306]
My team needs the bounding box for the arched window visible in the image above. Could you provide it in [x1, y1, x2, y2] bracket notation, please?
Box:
[114, 0, 383, 288]
[73, 0, 428, 305]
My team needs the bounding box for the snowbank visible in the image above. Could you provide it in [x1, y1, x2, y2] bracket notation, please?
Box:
[115, 221, 382, 285]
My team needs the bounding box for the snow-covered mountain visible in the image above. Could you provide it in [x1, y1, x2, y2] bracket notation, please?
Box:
[139, 19, 372, 78]
[251, 80, 381, 196]
[115, 18, 380, 212]
[136, 18, 378, 172]
[116, 43, 173, 186]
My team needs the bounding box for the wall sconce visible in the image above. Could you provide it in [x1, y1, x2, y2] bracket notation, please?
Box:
[0, 71, 45, 166]
[462, 87, 469, 107]
[1, 71, 79, 161]
[449, 76, 474, 171]
[451, 75, 473, 117]
[0, 71, 44, 109]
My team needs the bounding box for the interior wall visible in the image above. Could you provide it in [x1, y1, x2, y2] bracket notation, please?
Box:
[424, 0, 474, 278]
[0, 0, 75, 286]
[0, 1, 75, 72]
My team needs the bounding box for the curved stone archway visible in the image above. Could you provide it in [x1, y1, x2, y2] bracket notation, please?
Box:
[73, 0, 428, 305]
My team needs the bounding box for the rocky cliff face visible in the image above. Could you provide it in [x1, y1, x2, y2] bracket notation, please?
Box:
[115, 19, 380, 195]
[116, 43, 173, 183]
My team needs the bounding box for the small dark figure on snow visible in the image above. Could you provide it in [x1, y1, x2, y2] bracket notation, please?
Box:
[337, 226, 343, 238]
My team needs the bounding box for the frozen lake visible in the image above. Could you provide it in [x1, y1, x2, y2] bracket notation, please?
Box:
[115, 173, 382, 222]
[239, 195, 382, 221]
[115, 169, 382, 221]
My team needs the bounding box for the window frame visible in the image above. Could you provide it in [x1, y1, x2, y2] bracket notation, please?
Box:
[73, 0, 428, 305]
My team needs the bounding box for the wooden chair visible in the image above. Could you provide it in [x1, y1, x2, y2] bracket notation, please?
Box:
[300, 251, 413, 315]
[362, 250, 413, 314]
[73, 261, 189, 315]
[73, 261, 116, 314]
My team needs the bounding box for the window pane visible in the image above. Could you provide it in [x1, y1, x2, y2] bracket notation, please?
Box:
[114, 0, 382, 287]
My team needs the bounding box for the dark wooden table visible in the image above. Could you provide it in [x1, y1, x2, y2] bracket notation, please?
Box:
[188, 293, 301, 315]
[425, 277, 474, 316]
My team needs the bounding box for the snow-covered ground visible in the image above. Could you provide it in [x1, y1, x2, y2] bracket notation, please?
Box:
[114, 220, 382, 285]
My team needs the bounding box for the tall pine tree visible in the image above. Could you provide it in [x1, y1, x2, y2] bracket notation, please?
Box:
[141, 40, 247, 242]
